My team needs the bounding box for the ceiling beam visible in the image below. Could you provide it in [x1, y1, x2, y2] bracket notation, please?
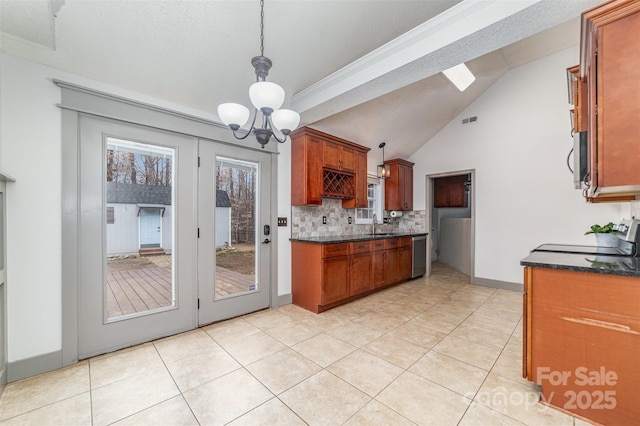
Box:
[292, 0, 600, 126]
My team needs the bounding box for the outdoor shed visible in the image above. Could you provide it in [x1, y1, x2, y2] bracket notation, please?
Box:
[106, 182, 172, 256]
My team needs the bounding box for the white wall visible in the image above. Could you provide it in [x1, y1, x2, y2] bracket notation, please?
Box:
[1, 53, 62, 362]
[411, 46, 627, 284]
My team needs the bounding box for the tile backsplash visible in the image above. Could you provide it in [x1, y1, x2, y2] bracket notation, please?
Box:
[291, 198, 427, 238]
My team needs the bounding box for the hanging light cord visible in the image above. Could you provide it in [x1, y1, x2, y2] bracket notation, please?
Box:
[259, 0, 265, 57]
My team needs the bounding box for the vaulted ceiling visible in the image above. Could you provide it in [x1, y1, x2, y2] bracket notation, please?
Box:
[0, 0, 600, 159]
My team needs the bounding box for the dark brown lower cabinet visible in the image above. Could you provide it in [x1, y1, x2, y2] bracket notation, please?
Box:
[321, 255, 349, 305]
[349, 252, 372, 296]
[292, 236, 412, 313]
[371, 250, 386, 288]
[399, 246, 412, 281]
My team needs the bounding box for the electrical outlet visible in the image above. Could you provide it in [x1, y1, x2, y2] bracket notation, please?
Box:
[277, 217, 287, 226]
[348, 217, 352, 224]
[383, 217, 389, 224]
[322, 216, 327, 225]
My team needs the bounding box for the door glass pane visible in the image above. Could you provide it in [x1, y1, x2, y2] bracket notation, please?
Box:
[105, 137, 175, 319]
[215, 157, 258, 299]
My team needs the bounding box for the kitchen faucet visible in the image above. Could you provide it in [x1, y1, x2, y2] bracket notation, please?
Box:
[372, 214, 377, 235]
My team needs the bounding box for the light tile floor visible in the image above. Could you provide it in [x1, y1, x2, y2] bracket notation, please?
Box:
[0, 263, 590, 425]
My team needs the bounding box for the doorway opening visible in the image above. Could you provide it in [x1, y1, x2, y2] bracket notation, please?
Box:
[427, 171, 475, 282]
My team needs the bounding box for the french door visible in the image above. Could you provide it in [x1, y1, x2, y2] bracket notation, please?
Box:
[77, 115, 197, 359]
[197, 139, 272, 325]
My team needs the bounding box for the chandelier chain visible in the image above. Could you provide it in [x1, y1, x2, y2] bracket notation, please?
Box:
[259, 0, 265, 56]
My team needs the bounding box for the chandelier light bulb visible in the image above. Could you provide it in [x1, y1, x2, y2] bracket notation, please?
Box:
[271, 109, 300, 135]
[249, 82, 285, 114]
[218, 103, 250, 130]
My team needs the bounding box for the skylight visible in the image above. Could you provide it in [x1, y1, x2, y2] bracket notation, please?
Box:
[443, 63, 476, 92]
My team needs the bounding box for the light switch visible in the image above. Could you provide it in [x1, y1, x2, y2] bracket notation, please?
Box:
[277, 217, 287, 227]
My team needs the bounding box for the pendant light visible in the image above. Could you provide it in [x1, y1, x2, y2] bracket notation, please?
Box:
[377, 142, 391, 179]
[217, 0, 300, 148]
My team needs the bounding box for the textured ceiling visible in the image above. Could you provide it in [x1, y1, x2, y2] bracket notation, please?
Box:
[0, 0, 601, 159]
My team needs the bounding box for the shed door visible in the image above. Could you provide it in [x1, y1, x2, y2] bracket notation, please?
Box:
[139, 208, 161, 247]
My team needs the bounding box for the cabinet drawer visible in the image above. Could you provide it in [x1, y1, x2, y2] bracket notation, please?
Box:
[385, 238, 401, 249]
[385, 236, 412, 249]
[350, 241, 371, 254]
[322, 243, 349, 258]
[371, 240, 386, 251]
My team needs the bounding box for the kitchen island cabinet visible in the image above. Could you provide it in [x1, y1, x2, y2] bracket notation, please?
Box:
[520, 256, 640, 425]
[291, 235, 415, 313]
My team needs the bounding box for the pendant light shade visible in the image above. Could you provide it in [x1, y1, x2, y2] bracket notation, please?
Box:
[249, 82, 285, 114]
[218, 103, 250, 130]
[377, 142, 391, 179]
[271, 109, 300, 135]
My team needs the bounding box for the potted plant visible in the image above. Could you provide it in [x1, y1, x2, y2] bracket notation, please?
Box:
[585, 222, 619, 247]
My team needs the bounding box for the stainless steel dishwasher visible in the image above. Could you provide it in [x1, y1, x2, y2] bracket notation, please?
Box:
[411, 234, 427, 278]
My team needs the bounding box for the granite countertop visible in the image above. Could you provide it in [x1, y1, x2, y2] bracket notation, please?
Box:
[290, 232, 427, 244]
[520, 251, 640, 277]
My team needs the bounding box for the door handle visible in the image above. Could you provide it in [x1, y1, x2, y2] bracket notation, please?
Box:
[262, 239, 271, 244]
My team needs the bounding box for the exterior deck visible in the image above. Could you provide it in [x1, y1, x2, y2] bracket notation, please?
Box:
[106, 256, 254, 318]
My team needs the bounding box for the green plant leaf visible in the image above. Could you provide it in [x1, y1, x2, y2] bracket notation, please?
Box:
[585, 222, 616, 235]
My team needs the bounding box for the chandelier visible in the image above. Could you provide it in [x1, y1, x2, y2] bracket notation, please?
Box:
[217, 0, 300, 148]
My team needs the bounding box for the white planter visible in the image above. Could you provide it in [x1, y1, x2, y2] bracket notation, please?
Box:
[594, 233, 619, 247]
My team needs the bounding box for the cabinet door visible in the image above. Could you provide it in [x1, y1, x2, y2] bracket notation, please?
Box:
[596, 10, 640, 189]
[291, 135, 323, 206]
[398, 246, 412, 281]
[433, 178, 449, 208]
[321, 256, 349, 305]
[371, 250, 386, 288]
[384, 159, 414, 211]
[433, 175, 466, 208]
[342, 150, 367, 208]
[567, 65, 588, 134]
[340, 147, 355, 173]
[323, 140, 342, 170]
[400, 164, 413, 210]
[385, 248, 400, 284]
[349, 252, 371, 296]
[384, 164, 401, 211]
[447, 176, 466, 208]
